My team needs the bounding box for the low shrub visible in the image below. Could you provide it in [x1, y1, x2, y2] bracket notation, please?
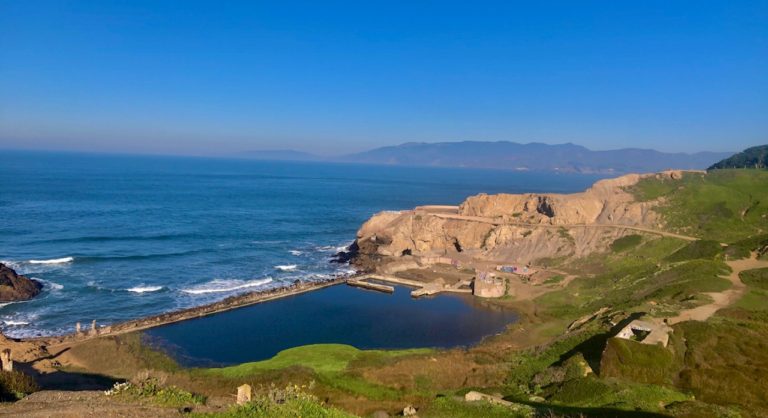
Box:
[105, 371, 205, 407]
[191, 384, 355, 418]
[0, 370, 39, 401]
[739, 267, 768, 290]
[610, 235, 642, 252]
[665, 240, 722, 262]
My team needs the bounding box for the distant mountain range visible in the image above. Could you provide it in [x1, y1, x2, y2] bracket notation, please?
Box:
[708, 145, 768, 170]
[241, 141, 734, 174]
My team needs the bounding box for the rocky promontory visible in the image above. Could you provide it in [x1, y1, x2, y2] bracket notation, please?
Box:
[351, 171, 692, 272]
[0, 263, 43, 302]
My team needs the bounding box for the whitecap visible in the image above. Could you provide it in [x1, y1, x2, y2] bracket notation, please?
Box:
[3, 320, 29, 326]
[181, 278, 273, 295]
[289, 250, 303, 256]
[36, 278, 64, 291]
[28, 257, 74, 264]
[0, 260, 22, 270]
[275, 264, 298, 272]
[127, 285, 163, 293]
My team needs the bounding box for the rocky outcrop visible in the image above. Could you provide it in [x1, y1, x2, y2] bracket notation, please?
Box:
[458, 173, 659, 225]
[351, 172, 686, 270]
[0, 264, 43, 302]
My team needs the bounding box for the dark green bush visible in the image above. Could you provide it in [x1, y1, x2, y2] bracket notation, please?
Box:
[0, 370, 39, 401]
[665, 240, 722, 262]
[611, 235, 642, 252]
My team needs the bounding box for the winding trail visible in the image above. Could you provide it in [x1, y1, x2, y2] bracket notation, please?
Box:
[423, 210, 698, 242]
[668, 253, 768, 324]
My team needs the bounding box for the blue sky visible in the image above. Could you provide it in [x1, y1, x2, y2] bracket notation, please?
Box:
[1, 1, 766, 156]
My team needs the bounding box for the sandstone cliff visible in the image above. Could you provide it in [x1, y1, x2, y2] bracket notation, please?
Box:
[0, 263, 43, 302]
[352, 171, 686, 270]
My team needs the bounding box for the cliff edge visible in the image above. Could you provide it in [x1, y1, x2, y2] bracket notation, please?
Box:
[351, 171, 692, 271]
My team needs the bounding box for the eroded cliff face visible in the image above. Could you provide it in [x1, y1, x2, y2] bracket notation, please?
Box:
[458, 173, 659, 225]
[352, 172, 682, 270]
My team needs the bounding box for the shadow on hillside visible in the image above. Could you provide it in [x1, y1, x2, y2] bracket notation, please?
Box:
[15, 357, 119, 391]
[525, 400, 670, 417]
[556, 312, 646, 375]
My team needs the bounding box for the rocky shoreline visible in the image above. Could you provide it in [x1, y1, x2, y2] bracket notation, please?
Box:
[0, 263, 43, 302]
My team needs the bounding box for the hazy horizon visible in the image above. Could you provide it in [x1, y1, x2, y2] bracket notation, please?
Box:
[0, 139, 741, 160]
[1, 1, 766, 156]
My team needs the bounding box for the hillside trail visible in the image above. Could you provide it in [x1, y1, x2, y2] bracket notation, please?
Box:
[428, 212, 698, 241]
[668, 253, 768, 325]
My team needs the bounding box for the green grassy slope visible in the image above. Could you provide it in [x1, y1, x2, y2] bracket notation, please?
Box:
[630, 169, 768, 242]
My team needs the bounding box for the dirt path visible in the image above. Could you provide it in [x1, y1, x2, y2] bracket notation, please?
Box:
[668, 254, 768, 324]
[428, 212, 698, 241]
[0, 391, 181, 417]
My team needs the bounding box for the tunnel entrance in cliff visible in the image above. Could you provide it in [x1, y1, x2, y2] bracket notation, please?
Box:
[453, 239, 463, 252]
[401, 248, 412, 256]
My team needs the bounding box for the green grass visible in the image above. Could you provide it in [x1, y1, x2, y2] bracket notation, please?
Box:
[739, 267, 768, 290]
[672, 310, 768, 415]
[665, 240, 723, 262]
[191, 388, 356, 418]
[599, 338, 681, 385]
[734, 289, 768, 311]
[542, 275, 565, 285]
[421, 396, 533, 418]
[547, 376, 691, 412]
[199, 344, 431, 401]
[205, 344, 432, 377]
[629, 170, 768, 242]
[610, 235, 642, 252]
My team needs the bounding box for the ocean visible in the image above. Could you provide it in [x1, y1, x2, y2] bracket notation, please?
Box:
[0, 150, 604, 339]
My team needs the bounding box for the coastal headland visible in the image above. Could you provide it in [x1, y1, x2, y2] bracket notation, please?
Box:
[1, 167, 768, 417]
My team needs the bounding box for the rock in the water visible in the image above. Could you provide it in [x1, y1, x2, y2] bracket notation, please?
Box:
[0, 263, 43, 302]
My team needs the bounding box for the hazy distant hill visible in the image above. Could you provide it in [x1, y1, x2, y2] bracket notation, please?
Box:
[708, 145, 768, 170]
[240, 150, 320, 161]
[339, 141, 731, 174]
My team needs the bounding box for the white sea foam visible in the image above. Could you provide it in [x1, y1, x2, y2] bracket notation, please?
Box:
[289, 250, 303, 256]
[127, 285, 163, 293]
[3, 320, 29, 326]
[181, 278, 273, 295]
[275, 264, 298, 271]
[28, 256, 74, 264]
[36, 279, 64, 291]
[0, 260, 23, 272]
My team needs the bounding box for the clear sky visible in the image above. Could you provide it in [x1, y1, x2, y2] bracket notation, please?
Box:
[1, 1, 766, 156]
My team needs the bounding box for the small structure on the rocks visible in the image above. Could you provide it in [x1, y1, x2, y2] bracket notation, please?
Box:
[615, 318, 672, 347]
[0, 348, 13, 372]
[473, 272, 506, 298]
[75, 322, 81, 334]
[89, 320, 98, 336]
[236, 384, 252, 405]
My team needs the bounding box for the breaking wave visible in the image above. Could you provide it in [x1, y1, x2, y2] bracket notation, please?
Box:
[37, 279, 64, 291]
[289, 250, 303, 256]
[127, 286, 164, 293]
[28, 256, 74, 264]
[275, 264, 298, 271]
[3, 320, 29, 326]
[181, 278, 273, 295]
